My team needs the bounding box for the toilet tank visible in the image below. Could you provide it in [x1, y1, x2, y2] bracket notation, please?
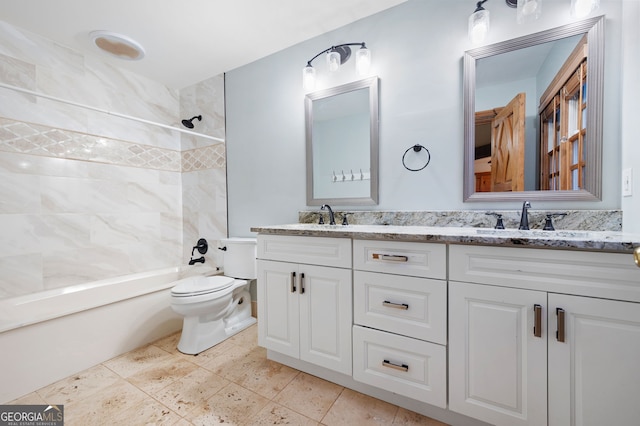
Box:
[221, 237, 257, 279]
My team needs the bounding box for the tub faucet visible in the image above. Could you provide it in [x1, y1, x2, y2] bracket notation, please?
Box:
[189, 238, 208, 265]
[519, 201, 532, 230]
[189, 256, 205, 265]
[321, 204, 336, 225]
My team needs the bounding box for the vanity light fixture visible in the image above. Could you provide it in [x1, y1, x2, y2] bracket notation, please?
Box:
[508, 0, 542, 24]
[469, 0, 599, 44]
[302, 42, 371, 91]
[571, 0, 600, 18]
[469, 1, 490, 44]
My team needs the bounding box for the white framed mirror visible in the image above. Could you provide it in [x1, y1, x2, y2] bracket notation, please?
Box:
[463, 16, 604, 202]
[305, 76, 379, 206]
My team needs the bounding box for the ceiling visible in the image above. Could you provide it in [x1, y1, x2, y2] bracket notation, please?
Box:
[0, 0, 407, 90]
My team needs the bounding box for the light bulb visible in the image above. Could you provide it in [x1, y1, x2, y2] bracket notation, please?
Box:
[327, 50, 341, 72]
[571, 0, 599, 18]
[517, 0, 541, 23]
[355, 46, 371, 76]
[302, 65, 316, 91]
[468, 9, 490, 44]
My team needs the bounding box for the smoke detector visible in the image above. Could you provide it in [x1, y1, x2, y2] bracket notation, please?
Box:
[89, 31, 145, 61]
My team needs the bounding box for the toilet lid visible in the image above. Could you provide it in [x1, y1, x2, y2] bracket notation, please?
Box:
[171, 275, 235, 296]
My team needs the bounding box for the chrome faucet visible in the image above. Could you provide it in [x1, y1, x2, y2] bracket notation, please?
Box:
[519, 201, 532, 230]
[321, 204, 336, 225]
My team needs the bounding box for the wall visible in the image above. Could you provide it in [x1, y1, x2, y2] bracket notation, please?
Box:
[179, 75, 228, 263]
[225, 0, 628, 236]
[0, 21, 227, 299]
[621, 0, 640, 233]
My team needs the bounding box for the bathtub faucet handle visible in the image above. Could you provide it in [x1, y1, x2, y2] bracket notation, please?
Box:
[191, 238, 208, 256]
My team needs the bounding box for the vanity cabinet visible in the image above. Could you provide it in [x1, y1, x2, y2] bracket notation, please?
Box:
[352, 239, 448, 408]
[256, 235, 352, 375]
[449, 244, 640, 426]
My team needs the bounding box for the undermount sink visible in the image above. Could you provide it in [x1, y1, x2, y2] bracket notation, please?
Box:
[475, 228, 595, 239]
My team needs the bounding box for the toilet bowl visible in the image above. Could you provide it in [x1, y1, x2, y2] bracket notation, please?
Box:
[170, 238, 257, 354]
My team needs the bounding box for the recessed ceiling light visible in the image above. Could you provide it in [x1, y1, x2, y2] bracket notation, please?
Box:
[89, 30, 145, 61]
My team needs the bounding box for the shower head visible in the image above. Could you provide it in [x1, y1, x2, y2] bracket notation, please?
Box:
[181, 115, 202, 129]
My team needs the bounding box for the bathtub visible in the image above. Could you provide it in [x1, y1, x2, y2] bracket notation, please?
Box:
[0, 266, 217, 403]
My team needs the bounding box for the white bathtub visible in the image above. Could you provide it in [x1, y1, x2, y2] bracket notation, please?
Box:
[0, 266, 217, 403]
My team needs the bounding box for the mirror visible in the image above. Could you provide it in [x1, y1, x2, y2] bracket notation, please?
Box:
[463, 16, 604, 202]
[305, 76, 379, 205]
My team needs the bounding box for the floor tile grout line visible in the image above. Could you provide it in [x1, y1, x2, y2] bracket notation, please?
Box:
[319, 386, 347, 425]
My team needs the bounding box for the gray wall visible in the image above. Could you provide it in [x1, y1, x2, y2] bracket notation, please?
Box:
[226, 0, 627, 236]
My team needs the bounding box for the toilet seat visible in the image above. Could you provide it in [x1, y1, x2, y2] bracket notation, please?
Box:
[171, 275, 235, 297]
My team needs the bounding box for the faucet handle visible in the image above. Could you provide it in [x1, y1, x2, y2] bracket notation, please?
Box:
[342, 213, 351, 226]
[485, 212, 505, 229]
[318, 213, 324, 224]
[543, 213, 568, 231]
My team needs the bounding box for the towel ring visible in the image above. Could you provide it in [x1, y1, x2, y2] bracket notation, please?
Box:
[402, 144, 431, 172]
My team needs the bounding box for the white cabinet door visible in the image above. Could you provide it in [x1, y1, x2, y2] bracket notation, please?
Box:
[257, 260, 300, 358]
[257, 259, 352, 375]
[299, 264, 352, 375]
[449, 281, 547, 426]
[548, 294, 640, 426]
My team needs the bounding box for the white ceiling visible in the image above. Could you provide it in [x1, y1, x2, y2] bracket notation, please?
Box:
[1, 0, 407, 89]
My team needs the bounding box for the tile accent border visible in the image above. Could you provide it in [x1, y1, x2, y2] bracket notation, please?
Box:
[0, 116, 225, 172]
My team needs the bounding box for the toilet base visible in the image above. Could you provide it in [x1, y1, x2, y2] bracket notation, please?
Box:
[176, 290, 256, 355]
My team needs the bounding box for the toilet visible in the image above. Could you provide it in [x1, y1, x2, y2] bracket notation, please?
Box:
[170, 237, 257, 355]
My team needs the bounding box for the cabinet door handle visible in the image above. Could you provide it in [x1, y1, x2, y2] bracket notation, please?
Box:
[533, 304, 542, 338]
[634, 247, 640, 268]
[372, 253, 409, 262]
[383, 300, 409, 310]
[300, 273, 305, 294]
[556, 308, 566, 342]
[290, 272, 296, 293]
[382, 359, 409, 372]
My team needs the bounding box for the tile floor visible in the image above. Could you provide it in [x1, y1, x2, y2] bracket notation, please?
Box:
[10, 324, 448, 425]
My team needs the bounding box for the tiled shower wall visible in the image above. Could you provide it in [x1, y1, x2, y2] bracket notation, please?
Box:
[0, 20, 227, 298]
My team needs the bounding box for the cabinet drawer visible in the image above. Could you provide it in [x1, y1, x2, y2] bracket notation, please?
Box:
[353, 239, 446, 279]
[353, 325, 447, 408]
[449, 244, 640, 302]
[257, 235, 351, 268]
[354, 271, 446, 344]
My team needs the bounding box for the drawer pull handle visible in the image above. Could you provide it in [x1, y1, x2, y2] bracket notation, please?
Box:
[556, 308, 566, 342]
[383, 301, 409, 310]
[634, 247, 640, 268]
[382, 359, 409, 372]
[290, 272, 296, 293]
[533, 304, 542, 338]
[372, 253, 409, 262]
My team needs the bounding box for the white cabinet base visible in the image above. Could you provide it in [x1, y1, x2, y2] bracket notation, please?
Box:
[267, 349, 491, 426]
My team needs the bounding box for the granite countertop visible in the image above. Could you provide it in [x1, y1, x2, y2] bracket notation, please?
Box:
[250, 224, 640, 253]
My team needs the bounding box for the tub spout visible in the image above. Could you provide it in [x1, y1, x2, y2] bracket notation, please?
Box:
[189, 256, 205, 265]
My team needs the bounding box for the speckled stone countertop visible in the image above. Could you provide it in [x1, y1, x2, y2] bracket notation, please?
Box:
[250, 224, 640, 253]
